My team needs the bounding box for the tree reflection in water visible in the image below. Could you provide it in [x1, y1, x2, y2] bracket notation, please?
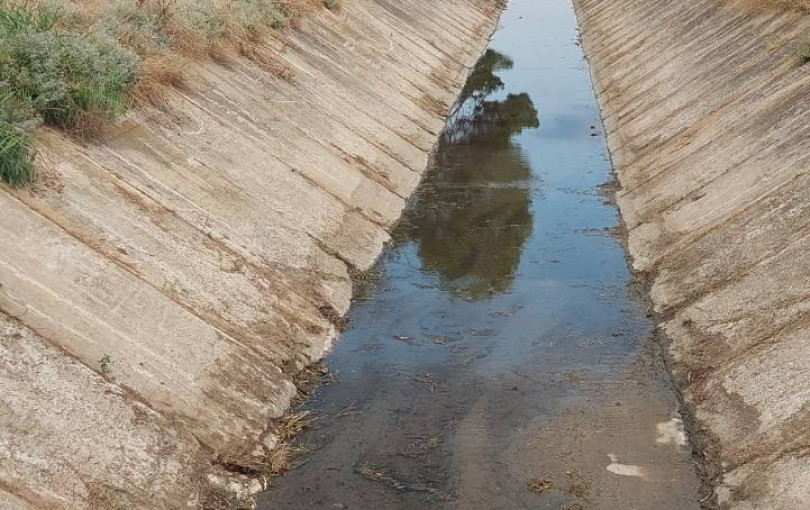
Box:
[400, 49, 540, 299]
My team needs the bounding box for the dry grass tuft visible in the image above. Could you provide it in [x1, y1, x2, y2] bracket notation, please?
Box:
[238, 41, 296, 81]
[263, 410, 317, 475]
[280, 0, 322, 27]
[272, 411, 314, 443]
[65, 111, 111, 143]
[216, 411, 314, 478]
[134, 55, 192, 110]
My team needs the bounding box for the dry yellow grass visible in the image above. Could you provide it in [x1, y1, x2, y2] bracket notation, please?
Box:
[47, 0, 316, 98]
[51, 0, 315, 50]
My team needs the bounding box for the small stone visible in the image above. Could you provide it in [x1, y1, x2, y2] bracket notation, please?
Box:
[246, 479, 263, 495]
[207, 473, 227, 490]
[263, 433, 279, 451]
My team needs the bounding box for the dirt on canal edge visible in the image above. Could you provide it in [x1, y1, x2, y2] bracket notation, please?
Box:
[602, 172, 722, 509]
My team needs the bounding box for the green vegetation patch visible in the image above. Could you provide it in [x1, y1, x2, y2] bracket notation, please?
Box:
[0, 2, 138, 186]
[0, 0, 312, 187]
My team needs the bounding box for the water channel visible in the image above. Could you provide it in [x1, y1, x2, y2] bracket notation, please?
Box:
[260, 0, 701, 508]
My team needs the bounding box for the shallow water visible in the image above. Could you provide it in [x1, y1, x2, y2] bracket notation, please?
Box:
[259, 0, 701, 508]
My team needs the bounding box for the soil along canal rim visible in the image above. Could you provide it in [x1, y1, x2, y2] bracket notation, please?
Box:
[575, 0, 810, 508]
[0, 1, 501, 508]
[260, 0, 701, 508]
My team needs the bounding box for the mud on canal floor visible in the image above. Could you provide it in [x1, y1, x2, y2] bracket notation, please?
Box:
[259, 0, 702, 508]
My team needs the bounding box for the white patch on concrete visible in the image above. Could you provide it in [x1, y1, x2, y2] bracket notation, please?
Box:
[262, 433, 279, 451]
[606, 454, 646, 478]
[656, 416, 686, 446]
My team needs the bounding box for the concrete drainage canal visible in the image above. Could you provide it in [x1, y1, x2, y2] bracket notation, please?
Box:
[260, 0, 702, 508]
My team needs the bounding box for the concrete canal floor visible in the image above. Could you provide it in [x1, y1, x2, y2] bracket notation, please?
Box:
[259, 0, 702, 508]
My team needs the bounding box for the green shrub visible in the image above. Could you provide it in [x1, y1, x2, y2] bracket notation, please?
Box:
[0, 2, 138, 186]
[0, 93, 37, 186]
[0, 0, 302, 187]
[0, 3, 57, 32]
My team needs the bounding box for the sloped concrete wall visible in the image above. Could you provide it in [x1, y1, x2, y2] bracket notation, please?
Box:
[0, 1, 501, 508]
[574, 0, 810, 508]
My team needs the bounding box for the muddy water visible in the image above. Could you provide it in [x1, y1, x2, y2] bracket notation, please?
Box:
[259, 0, 701, 508]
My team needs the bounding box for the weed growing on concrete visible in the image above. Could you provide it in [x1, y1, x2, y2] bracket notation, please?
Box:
[798, 39, 810, 64]
[99, 354, 114, 374]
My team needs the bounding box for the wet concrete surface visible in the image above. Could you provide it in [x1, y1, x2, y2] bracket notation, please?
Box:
[259, 0, 702, 508]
